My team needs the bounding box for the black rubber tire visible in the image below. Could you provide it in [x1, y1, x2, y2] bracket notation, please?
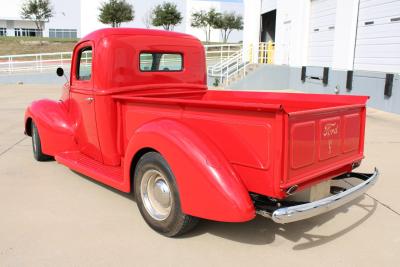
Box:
[31, 122, 52, 161]
[134, 152, 199, 237]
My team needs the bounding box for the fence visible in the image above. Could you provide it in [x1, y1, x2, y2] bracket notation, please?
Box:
[0, 44, 243, 74]
[204, 44, 242, 66]
[0, 52, 72, 73]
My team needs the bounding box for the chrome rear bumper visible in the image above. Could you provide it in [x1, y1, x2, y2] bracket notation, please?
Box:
[256, 168, 379, 224]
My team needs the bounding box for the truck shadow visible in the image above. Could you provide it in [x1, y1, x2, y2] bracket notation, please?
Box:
[71, 170, 377, 250]
[188, 196, 377, 249]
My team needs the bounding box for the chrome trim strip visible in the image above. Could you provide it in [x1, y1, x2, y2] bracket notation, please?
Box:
[257, 168, 379, 224]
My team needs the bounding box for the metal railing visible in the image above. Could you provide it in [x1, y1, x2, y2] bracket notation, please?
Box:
[0, 43, 243, 74]
[207, 51, 244, 84]
[204, 43, 242, 66]
[0, 52, 72, 73]
[0, 42, 274, 84]
[0, 42, 270, 87]
[207, 51, 241, 75]
[209, 41, 275, 86]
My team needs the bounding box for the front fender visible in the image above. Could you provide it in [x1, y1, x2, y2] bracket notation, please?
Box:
[25, 99, 76, 155]
[124, 119, 255, 222]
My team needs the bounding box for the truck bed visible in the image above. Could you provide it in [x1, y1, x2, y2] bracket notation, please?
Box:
[113, 90, 368, 199]
[114, 89, 367, 113]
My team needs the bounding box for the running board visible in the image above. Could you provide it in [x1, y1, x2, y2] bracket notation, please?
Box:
[55, 151, 127, 192]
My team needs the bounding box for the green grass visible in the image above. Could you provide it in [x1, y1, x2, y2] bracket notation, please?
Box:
[0, 36, 78, 56]
[0, 36, 79, 42]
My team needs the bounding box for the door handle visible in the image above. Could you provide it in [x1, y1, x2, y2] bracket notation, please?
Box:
[85, 97, 94, 103]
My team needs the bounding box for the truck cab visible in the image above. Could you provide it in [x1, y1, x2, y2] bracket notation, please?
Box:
[57, 29, 207, 165]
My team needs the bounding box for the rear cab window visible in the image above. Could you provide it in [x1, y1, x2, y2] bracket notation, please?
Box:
[140, 52, 183, 72]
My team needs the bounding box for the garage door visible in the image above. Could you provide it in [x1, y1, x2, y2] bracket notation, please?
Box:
[308, 0, 337, 67]
[354, 0, 400, 73]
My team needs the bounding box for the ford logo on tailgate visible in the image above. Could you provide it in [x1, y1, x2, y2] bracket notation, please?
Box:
[323, 122, 339, 138]
[320, 118, 341, 160]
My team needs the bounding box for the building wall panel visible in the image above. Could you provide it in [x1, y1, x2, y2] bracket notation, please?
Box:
[354, 0, 400, 72]
[307, 0, 337, 67]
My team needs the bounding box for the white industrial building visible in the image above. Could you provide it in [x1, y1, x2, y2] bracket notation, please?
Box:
[243, 0, 400, 73]
[0, 0, 244, 42]
[231, 0, 399, 114]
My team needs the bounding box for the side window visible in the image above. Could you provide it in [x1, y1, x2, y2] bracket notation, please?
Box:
[140, 52, 183, 72]
[77, 47, 92, 80]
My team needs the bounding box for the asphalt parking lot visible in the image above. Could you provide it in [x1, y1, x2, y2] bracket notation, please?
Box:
[0, 84, 399, 267]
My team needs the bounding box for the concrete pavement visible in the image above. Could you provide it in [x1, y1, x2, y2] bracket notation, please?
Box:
[0, 70, 69, 85]
[0, 84, 399, 267]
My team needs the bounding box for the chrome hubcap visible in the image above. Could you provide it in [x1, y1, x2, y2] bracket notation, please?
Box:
[140, 169, 172, 221]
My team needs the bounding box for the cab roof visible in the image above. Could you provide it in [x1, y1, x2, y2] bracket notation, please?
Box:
[80, 28, 200, 43]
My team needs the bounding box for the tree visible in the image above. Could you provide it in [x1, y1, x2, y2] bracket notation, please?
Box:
[151, 2, 183, 31]
[20, 0, 53, 35]
[214, 12, 243, 43]
[98, 0, 134, 28]
[142, 8, 153, 29]
[191, 8, 220, 43]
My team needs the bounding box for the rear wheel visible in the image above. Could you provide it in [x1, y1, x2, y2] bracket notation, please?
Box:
[134, 152, 198, 237]
[31, 122, 52, 161]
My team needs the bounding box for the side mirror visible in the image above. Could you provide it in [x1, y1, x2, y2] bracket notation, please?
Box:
[56, 67, 69, 83]
[56, 67, 64, 77]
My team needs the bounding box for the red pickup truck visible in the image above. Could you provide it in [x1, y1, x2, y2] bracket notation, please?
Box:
[24, 28, 378, 237]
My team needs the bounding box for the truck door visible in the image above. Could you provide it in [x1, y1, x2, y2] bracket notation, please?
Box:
[69, 41, 103, 162]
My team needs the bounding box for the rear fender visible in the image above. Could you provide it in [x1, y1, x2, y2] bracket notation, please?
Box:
[124, 119, 255, 222]
[25, 99, 76, 155]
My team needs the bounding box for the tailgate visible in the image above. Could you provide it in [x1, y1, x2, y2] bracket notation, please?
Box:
[283, 104, 366, 188]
